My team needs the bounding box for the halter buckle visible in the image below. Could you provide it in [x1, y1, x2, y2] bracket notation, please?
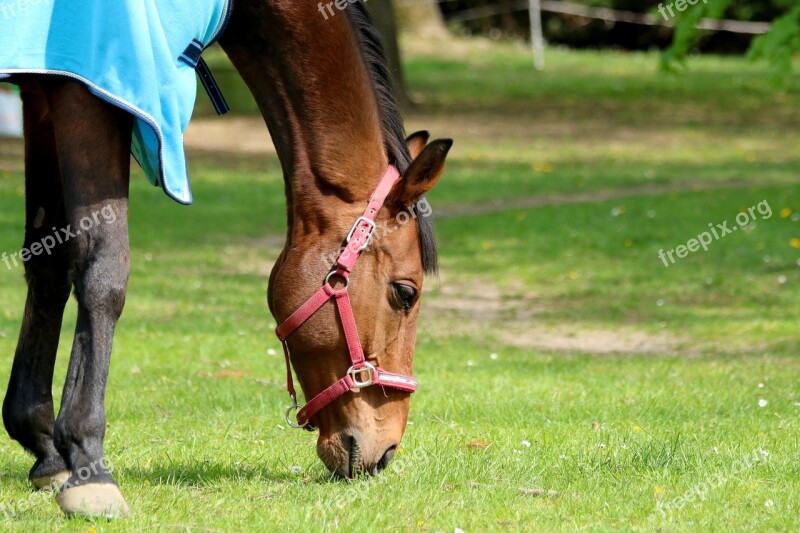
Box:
[346, 217, 377, 252]
[348, 362, 376, 389]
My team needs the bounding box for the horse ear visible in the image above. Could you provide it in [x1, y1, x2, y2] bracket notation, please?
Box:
[389, 139, 453, 207]
[406, 131, 430, 160]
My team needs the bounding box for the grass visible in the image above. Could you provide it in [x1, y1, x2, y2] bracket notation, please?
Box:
[1, 36, 800, 530]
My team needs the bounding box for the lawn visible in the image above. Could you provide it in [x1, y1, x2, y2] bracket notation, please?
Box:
[1, 36, 799, 531]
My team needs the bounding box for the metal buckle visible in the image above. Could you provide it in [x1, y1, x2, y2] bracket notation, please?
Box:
[348, 362, 376, 389]
[285, 399, 311, 429]
[345, 217, 377, 252]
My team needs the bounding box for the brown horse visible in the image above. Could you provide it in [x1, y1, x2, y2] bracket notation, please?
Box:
[2, 0, 451, 519]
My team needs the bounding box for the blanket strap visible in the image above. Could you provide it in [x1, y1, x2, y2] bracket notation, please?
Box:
[196, 58, 230, 115]
[181, 39, 230, 116]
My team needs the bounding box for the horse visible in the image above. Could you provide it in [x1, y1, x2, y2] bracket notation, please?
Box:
[1, 0, 452, 518]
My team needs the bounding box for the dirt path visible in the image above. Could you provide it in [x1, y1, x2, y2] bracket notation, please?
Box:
[422, 275, 685, 356]
[435, 180, 752, 217]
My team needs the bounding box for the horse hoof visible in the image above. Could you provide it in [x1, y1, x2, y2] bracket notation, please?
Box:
[31, 470, 71, 491]
[56, 483, 130, 518]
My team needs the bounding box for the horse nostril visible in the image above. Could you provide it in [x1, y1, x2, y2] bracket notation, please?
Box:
[376, 445, 397, 474]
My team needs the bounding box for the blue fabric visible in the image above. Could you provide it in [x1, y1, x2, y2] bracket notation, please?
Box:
[0, 0, 232, 204]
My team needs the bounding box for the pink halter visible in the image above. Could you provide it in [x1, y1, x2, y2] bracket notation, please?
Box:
[275, 165, 418, 430]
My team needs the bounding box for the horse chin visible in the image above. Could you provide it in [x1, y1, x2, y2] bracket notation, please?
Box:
[316, 429, 400, 479]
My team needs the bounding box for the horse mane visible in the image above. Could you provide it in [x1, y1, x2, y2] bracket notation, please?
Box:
[345, 2, 438, 275]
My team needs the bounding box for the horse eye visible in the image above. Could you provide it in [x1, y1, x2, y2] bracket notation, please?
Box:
[392, 283, 418, 310]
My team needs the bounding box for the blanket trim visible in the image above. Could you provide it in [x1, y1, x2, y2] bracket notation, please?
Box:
[205, 0, 233, 51]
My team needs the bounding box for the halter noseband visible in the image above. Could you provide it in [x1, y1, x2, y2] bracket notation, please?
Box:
[275, 165, 418, 430]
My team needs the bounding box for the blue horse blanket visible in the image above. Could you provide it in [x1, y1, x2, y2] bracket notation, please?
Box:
[0, 0, 232, 204]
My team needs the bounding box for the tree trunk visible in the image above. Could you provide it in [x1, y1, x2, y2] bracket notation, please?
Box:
[368, 0, 411, 108]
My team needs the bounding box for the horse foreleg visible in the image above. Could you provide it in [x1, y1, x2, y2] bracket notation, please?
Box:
[2, 82, 72, 490]
[45, 80, 132, 518]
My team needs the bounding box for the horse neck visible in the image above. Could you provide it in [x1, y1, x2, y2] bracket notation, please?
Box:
[220, 1, 389, 233]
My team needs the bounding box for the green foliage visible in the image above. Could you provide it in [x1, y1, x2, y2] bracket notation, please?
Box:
[747, 4, 800, 73]
[662, 0, 734, 70]
[665, 0, 800, 74]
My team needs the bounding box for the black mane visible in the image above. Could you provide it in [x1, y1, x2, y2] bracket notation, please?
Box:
[345, 2, 438, 274]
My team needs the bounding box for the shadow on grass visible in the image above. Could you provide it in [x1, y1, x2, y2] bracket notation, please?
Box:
[121, 461, 344, 487]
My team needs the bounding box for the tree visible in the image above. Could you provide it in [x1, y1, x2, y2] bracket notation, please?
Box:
[369, 0, 410, 107]
[369, 0, 450, 108]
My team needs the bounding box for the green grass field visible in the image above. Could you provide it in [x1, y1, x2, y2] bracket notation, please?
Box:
[1, 38, 800, 531]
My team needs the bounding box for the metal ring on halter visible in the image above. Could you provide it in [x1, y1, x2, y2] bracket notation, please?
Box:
[325, 270, 350, 289]
[348, 362, 376, 389]
[285, 402, 310, 429]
